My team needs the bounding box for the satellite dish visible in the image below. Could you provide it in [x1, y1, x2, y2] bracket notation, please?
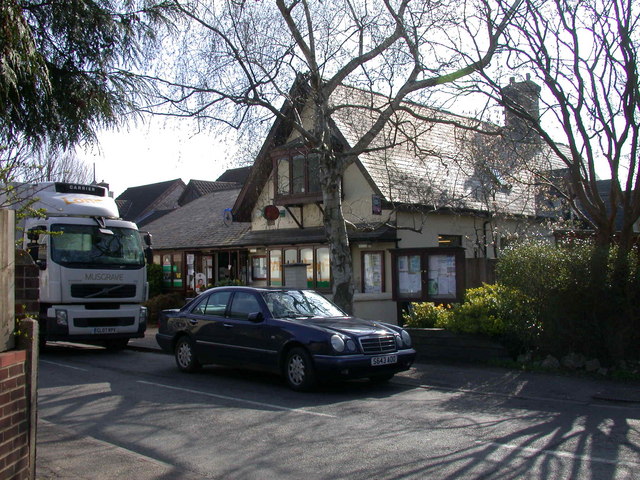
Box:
[263, 205, 280, 221]
[222, 208, 233, 226]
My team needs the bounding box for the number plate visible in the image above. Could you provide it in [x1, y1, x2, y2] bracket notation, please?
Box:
[371, 354, 397, 366]
[93, 327, 117, 334]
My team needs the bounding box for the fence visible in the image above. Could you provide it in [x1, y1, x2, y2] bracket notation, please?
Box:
[465, 258, 497, 289]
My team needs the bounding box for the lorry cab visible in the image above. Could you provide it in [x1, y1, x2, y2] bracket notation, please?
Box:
[16, 182, 150, 350]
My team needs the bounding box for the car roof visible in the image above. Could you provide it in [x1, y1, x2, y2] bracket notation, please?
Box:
[202, 286, 315, 293]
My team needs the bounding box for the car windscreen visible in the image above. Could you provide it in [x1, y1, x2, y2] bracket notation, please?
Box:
[262, 290, 345, 318]
[50, 223, 145, 268]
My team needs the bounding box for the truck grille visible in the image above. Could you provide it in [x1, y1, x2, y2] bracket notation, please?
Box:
[74, 317, 135, 328]
[359, 335, 397, 354]
[71, 284, 136, 298]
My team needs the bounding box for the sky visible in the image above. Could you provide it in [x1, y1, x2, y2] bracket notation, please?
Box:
[76, 116, 241, 197]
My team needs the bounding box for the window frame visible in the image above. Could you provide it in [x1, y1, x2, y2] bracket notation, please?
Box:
[267, 245, 331, 291]
[272, 149, 323, 205]
[390, 247, 465, 303]
[251, 255, 267, 280]
[361, 250, 386, 293]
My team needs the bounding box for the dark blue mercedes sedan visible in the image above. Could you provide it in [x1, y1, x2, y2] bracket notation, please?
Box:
[156, 286, 416, 391]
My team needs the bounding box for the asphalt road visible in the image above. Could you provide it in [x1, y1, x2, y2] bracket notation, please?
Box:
[37, 345, 640, 480]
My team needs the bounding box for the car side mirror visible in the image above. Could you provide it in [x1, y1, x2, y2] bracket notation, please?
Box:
[247, 312, 264, 323]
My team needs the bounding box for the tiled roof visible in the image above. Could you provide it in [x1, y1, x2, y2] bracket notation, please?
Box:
[234, 82, 566, 221]
[216, 166, 251, 184]
[144, 188, 250, 250]
[330, 85, 564, 216]
[178, 180, 242, 206]
[116, 179, 185, 222]
[235, 224, 397, 246]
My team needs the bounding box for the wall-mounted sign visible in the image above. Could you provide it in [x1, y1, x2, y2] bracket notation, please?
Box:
[263, 205, 280, 221]
[372, 195, 382, 215]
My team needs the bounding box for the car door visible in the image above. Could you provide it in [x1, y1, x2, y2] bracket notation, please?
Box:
[224, 291, 277, 370]
[186, 290, 233, 364]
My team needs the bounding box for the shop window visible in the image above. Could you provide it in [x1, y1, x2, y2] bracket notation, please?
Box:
[427, 254, 457, 299]
[316, 247, 330, 288]
[172, 253, 183, 287]
[362, 251, 385, 293]
[269, 250, 282, 286]
[392, 248, 464, 303]
[252, 256, 267, 280]
[267, 246, 331, 290]
[284, 248, 298, 264]
[162, 253, 183, 289]
[300, 248, 314, 287]
[396, 254, 422, 298]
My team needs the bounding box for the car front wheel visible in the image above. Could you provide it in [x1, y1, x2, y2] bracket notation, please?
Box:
[284, 347, 316, 391]
[175, 336, 201, 373]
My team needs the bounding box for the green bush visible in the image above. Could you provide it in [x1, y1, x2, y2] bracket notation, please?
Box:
[147, 263, 163, 298]
[496, 240, 640, 361]
[441, 284, 538, 352]
[144, 292, 185, 325]
[403, 302, 453, 328]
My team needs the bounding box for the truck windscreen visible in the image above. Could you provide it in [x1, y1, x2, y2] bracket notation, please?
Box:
[50, 224, 145, 268]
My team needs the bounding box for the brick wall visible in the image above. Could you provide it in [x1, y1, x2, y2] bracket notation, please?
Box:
[0, 350, 29, 480]
[14, 251, 39, 320]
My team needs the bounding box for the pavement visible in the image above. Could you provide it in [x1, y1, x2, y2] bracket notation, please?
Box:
[36, 328, 640, 479]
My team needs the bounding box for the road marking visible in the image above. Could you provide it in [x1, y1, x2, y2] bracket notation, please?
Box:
[40, 360, 88, 371]
[137, 380, 337, 418]
[478, 440, 640, 468]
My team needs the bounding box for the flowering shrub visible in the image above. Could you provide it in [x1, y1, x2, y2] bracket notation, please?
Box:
[402, 302, 453, 328]
[404, 284, 539, 356]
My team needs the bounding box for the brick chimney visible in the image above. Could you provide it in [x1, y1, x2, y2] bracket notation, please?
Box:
[501, 74, 541, 143]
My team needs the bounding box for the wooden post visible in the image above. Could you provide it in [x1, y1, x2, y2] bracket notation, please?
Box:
[0, 209, 15, 351]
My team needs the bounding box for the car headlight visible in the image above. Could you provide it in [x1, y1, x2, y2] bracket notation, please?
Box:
[331, 335, 345, 352]
[140, 306, 148, 323]
[401, 329, 412, 348]
[55, 309, 68, 326]
[346, 339, 357, 353]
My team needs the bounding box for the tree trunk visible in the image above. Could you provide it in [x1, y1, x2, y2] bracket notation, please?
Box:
[319, 154, 354, 314]
[312, 80, 355, 314]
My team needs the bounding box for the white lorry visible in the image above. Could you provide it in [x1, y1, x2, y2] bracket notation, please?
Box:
[12, 182, 150, 350]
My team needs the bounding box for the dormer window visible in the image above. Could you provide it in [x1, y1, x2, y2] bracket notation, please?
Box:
[274, 151, 322, 204]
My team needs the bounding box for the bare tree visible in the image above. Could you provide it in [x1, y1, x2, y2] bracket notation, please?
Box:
[145, 0, 520, 312]
[32, 146, 94, 184]
[1, 143, 93, 211]
[467, 0, 640, 252]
